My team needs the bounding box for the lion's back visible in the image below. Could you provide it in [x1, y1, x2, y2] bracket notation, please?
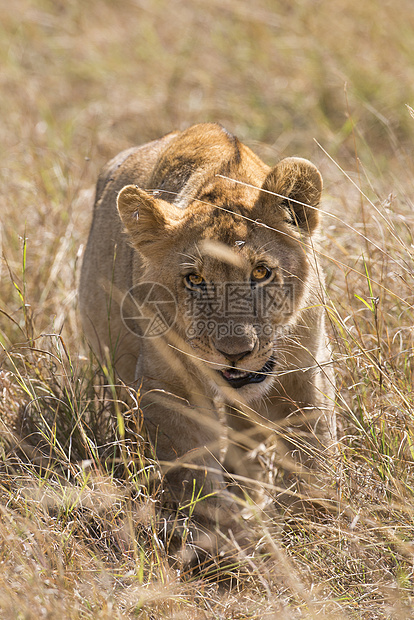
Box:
[79, 131, 180, 382]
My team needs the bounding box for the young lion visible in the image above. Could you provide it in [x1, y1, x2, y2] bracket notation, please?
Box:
[79, 123, 336, 538]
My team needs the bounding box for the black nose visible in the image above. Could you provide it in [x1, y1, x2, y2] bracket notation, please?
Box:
[216, 348, 252, 363]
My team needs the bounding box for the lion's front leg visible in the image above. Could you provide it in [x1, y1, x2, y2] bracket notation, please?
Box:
[141, 389, 242, 536]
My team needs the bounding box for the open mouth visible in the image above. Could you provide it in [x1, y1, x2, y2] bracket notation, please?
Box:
[218, 357, 275, 389]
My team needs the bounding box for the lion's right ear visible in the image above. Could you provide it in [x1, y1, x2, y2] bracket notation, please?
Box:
[258, 158, 323, 234]
[117, 185, 182, 253]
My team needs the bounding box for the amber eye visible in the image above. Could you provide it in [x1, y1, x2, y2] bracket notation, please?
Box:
[185, 273, 205, 288]
[251, 265, 272, 283]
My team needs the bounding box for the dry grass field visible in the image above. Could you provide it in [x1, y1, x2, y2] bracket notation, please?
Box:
[1, 0, 414, 617]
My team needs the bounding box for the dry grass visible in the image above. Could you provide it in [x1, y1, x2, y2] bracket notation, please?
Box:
[1, 0, 414, 617]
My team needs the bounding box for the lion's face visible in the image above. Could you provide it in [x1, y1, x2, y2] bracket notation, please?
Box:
[171, 219, 309, 401]
[117, 157, 322, 402]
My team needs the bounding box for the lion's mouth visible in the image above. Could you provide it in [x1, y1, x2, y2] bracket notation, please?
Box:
[218, 357, 275, 389]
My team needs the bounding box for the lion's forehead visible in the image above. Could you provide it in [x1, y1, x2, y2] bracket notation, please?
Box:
[181, 217, 283, 260]
[198, 174, 261, 205]
[184, 205, 261, 244]
[203, 217, 249, 246]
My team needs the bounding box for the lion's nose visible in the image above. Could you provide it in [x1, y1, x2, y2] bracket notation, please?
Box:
[215, 333, 257, 363]
[216, 348, 253, 363]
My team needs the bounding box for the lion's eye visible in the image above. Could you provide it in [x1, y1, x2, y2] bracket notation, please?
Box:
[251, 265, 272, 283]
[185, 273, 205, 288]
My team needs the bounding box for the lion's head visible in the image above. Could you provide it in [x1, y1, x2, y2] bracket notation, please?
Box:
[117, 149, 322, 403]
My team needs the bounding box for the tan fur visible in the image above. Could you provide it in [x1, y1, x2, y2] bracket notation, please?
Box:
[79, 123, 336, 534]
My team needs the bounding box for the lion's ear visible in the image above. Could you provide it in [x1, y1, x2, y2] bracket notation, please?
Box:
[117, 185, 182, 253]
[259, 157, 322, 234]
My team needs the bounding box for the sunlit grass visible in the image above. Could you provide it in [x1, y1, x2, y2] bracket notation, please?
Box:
[1, 0, 414, 617]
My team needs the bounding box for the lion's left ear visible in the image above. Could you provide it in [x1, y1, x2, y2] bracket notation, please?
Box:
[117, 185, 183, 255]
[258, 157, 322, 234]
